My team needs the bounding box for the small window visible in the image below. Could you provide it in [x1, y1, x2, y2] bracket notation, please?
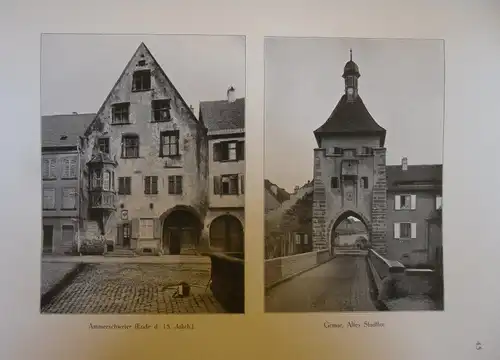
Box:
[221, 175, 239, 195]
[400, 223, 411, 238]
[152, 99, 172, 122]
[61, 188, 77, 210]
[144, 176, 158, 195]
[213, 141, 244, 161]
[168, 175, 183, 195]
[160, 130, 179, 157]
[332, 147, 343, 155]
[112, 103, 130, 124]
[43, 189, 56, 210]
[331, 177, 339, 189]
[436, 195, 442, 210]
[361, 176, 369, 189]
[122, 135, 139, 158]
[139, 219, 154, 239]
[61, 157, 77, 179]
[132, 70, 151, 91]
[118, 177, 132, 195]
[137, 60, 146, 66]
[397, 194, 414, 210]
[98, 138, 109, 154]
[42, 158, 57, 179]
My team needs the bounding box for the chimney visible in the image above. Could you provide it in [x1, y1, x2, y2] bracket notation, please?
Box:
[402, 157, 408, 171]
[227, 86, 236, 103]
[270, 185, 278, 196]
[294, 185, 300, 193]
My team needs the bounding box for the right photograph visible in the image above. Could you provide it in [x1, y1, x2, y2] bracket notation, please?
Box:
[264, 37, 444, 312]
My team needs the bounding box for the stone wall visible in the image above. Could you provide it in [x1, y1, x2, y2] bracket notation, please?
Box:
[208, 253, 244, 313]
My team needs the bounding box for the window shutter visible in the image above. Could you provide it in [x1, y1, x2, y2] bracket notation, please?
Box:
[131, 218, 139, 238]
[153, 218, 162, 239]
[213, 143, 221, 161]
[394, 223, 400, 239]
[411, 223, 417, 239]
[410, 195, 417, 210]
[42, 159, 49, 178]
[118, 177, 124, 194]
[240, 174, 245, 195]
[236, 141, 245, 160]
[213, 176, 221, 195]
[144, 176, 150, 194]
[152, 176, 158, 194]
[50, 159, 57, 178]
[178, 176, 183, 194]
[69, 158, 77, 178]
[395, 195, 401, 210]
[126, 177, 131, 194]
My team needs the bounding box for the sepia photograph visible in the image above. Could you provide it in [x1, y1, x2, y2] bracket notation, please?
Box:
[264, 37, 444, 312]
[40, 34, 245, 314]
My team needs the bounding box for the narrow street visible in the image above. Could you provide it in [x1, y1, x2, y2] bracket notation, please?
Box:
[265, 256, 378, 312]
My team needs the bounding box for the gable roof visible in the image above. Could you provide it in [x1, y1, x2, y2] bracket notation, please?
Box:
[199, 97, 245, 134]
[42, 113, 96, 148]
[386, 164, 442, 190]
[264, 179, 290, 204]
[85, 42, 201, 136]
[314, 94, 386, 146]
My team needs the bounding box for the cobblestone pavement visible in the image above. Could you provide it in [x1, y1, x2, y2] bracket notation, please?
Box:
[265, 256, 377, 312]
[41, 262, 79, 296]
[41, 263, 225, 314]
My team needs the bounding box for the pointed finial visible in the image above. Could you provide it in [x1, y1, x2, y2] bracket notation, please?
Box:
[350, 48, 352, 61]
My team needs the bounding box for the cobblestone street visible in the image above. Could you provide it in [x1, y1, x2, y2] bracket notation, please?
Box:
[41, 263, 225, 314]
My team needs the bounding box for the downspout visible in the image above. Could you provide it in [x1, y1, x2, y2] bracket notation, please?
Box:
[76, 138, 82, 255]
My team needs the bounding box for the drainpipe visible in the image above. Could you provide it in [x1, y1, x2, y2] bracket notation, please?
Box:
[76, 138, 82, 255]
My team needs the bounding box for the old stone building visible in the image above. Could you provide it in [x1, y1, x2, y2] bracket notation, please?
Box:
[74, 42, 244, 256]
[199, 89, 245, 254]
[306, 51, 442, 265]
[41, 113, 95, 254]
[312, 51, 388, 255]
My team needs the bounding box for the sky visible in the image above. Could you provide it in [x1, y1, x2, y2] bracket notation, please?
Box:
[265, 37, 444, 192]
[41, 34, 245, 116]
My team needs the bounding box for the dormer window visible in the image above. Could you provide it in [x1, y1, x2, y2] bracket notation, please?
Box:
[152, 99, 171, 122]
[132, 70, 151, 92]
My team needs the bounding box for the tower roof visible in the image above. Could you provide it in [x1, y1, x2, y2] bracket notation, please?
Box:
[313, 94, 386, 146]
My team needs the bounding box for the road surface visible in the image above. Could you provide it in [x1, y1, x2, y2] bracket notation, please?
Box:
[265, 255, 378, 312]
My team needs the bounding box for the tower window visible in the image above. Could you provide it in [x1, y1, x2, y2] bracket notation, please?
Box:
[331, 177, 339, 189]
[132, 70, 151, 92]
[361, 177, 369, 189]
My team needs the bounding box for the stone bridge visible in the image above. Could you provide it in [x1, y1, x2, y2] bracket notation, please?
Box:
[264, 249, 442, 312]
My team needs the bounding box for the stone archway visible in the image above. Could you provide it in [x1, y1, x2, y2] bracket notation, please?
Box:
[328, 210, 371, 254]
[161, 206, 202, 255]
[209, 215, 244, 254]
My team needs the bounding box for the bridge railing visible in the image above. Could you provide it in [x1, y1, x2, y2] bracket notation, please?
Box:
[367, 249, 441, 306]
[265, 249, 332, 289]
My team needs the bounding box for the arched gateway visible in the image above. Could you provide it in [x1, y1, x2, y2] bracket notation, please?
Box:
[160, 206, 202, 255]
[311, 51, 388, 255]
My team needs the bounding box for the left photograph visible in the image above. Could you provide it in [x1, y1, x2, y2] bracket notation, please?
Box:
[40, 34, 246, 314]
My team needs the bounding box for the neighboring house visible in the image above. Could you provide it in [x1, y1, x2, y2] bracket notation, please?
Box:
[264, 179, 290, 213]
[386, 159, 443, 265]
[41, 113, 95, 254]
[199, 88, 245, 254]
[81, 42, 210, 255]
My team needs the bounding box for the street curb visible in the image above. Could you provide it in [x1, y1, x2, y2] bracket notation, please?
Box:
[41, 263, 88, 311]
[264, 257, 335, 294]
